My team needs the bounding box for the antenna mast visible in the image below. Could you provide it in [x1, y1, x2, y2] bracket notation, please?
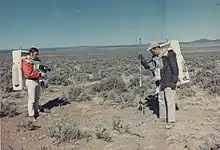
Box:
[139, 37, 142, 45]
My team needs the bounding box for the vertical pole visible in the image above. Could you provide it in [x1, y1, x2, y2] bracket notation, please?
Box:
[166, 37, 168, 42]
[139, 58, 142, 88]
[138, 37, 144, 114]
[139, 37, 142, 45]
[139, 37, 142, 88]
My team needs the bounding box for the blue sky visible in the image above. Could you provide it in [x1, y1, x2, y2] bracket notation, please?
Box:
[0, 0, 219, 49]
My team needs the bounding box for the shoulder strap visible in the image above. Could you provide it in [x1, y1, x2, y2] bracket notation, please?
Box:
[21, 55, 34, 64]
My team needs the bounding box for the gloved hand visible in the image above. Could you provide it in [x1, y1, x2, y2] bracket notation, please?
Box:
[170, 83, 176, 90]
[138, 54, 144, 61]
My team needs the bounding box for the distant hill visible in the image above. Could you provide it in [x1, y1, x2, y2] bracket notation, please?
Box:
[1, 38, 220, 54]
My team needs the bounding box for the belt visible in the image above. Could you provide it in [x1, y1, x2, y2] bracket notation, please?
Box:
[26, 78, 39, 81]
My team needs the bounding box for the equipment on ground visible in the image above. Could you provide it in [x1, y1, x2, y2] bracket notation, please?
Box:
[12, 50, 29, 91]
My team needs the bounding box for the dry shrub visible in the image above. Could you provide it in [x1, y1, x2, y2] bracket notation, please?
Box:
[104, 90, 137, 108]
[187, 54, 220, 95]
[198, 140, 220, 150]
[48, 119, 91, 144]
[67, 86, 82, 101]
[48, 73, 71, 86]
[40, 146, 50, 150]
[0, 101, 19, 118]
[112, 116, 124, 133]
[67, 86, 92, 102]
[78, 92, 92, 102]
[0, 64, 13, 93]
[178, 84, 196, 98]
[95, 125, 112, 142]
[75, 73, 90, 83]
[91, 75, 128, 93]
[111, 116, 131, 134]
[128, 75, 154, 96]
[120, 92, 138, 108]
[16, 120, 41, 132]
[111, 116, 144, 138]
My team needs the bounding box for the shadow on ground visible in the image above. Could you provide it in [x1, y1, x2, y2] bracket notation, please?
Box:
[145, 94, 159, 118]
[144, 94, 180, 118]
[39, 97, 70, 112]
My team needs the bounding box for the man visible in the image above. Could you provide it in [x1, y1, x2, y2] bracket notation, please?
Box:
[21, 47, 46, 122]
[138, 46, 162, 95]
[139, 41, 179, 129]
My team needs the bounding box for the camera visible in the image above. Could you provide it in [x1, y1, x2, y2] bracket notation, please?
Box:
[39, 65, 51, 73]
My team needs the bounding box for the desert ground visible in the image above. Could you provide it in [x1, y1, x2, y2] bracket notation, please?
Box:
[1, 43, 220, 150]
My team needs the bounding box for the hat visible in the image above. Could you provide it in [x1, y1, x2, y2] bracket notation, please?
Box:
[147, 41, 160, 51]
[147, 41, 171, 51]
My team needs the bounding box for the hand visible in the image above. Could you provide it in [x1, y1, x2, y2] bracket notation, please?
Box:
[138, 54, 144, 60]
[40, 72, 47, 78]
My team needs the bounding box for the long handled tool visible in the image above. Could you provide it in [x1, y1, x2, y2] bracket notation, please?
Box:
[137, 53, 145, 114]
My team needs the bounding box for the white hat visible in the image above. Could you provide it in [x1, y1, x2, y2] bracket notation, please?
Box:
[147, 41, 160, 51]
[147, 41, 171, 51]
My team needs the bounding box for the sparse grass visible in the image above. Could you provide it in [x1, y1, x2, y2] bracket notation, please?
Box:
[177, 83, 196, 98]
[111, 116, 145, 138]
[112, 116, 129, 133]
[40, 146, 50, 150]
[16, 120, 41, 132]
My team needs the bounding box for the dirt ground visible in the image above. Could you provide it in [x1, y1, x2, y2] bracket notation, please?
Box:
[1, 49, 220, 150]
[1, 84, 220, 150]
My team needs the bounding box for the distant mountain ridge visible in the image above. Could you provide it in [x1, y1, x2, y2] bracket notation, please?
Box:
[1, 38, 220, 52]
[181, 38, 220, 44]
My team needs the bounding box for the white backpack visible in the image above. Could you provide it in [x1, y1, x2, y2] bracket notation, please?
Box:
[160, 40, 190, 86]
[12, 50, 29, 91]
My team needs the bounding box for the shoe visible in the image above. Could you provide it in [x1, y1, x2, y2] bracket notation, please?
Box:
[28, 116, 37, 122]
[38, 111, 48, 116]
[160, 118, 166, 122]
[165, 122, 174, 129]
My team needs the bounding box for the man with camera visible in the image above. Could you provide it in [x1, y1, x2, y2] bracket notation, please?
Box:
[138, 41, 179, 129]
[21, 47, 47, 122]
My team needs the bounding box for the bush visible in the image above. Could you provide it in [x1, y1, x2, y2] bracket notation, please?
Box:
[48, 119, 91, 143]
[67, 86, 82, 102]
[178, 84, 196, 97]
[104, 90, 137, 108]
[91, 75, 128, 93]
[0, 102, 19, 118]
[0, 64, 13, 93]
[95, 125, 112, 142]
[48, 73, 71, 86]
[17, 120, 41, 132]
[67, 86, 92, 102]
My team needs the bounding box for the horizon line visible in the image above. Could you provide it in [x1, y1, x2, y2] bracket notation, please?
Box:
[1, 38, 219, 51]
